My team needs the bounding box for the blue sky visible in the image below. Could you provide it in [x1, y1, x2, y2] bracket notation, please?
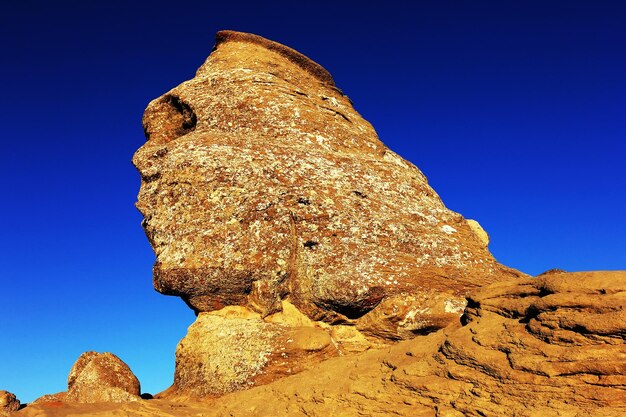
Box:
[1, 0, 625, 403]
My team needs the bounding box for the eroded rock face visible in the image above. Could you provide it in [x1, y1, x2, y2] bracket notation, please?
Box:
[21, 271, 623, 415]
[163, 306, 339, 398]
[65, 352, 140, 403]
[133, 30, 521, 325]
[0, 390, 20, 416]
[133, 29, 526, 398]
[204, 271, 626, 416]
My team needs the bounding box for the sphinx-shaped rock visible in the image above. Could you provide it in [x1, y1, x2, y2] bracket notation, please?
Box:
[134, 30, 521, 324]
[133, 30, 525, 397]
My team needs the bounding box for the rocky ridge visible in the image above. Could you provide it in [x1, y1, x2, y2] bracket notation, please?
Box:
[201, 271, 626, 416]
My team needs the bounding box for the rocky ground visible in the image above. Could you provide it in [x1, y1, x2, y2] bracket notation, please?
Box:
[13, 271, 626, 416]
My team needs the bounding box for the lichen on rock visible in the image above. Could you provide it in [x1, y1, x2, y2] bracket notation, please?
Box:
[160, 306, 340, 398]
[133, 29, 527, 398]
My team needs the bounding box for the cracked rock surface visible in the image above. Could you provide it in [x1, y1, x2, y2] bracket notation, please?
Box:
[134, 30, 521, 321]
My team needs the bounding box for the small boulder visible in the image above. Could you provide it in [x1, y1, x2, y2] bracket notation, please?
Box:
[66, 351, 140, 403]
[0, 391, 20, 416]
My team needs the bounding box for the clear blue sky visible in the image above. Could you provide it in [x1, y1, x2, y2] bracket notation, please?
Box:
[1, 0, 624, 403]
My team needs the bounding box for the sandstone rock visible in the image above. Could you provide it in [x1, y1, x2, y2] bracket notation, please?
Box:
[134, 29, 522, 328]
[15, 30, 624, 417]
[133, 29, 527, 399]
[65, 352, 140, 403]
[466, 218, 489, 247]
[30, 392, 66, 406]
[536, 267, 567, 276]
[15, 271, 626, 416]
[205, 271, 626, 416]
[0, 391, 20, 416]
[163, 306, 339, 398]
[356, 291, 466, 341]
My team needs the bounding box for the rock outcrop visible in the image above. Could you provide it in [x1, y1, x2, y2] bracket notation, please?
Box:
[133, 30, 521, 322]
[161, 305, 339, 398]
[17, 271, 626, 416]
[64, 352, 140, 403]
[199, 270, 626, 416]
[133, 29, 524, 397]
[0, 391, 20, 416]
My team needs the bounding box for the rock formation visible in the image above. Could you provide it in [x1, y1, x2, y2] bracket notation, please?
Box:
[0, 391, 20, 416]
[200, 271, 626, 416]
[13, 30, 625, 417]
[32, 352, 141, 404]
[161, 305, 339, 398]
[66, 352, 140, 403]
[17, 271, 626, 416]
[133, 29, 524, 397]
[133, 30, 523, 322]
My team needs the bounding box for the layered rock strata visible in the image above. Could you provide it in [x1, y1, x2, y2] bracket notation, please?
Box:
[203, 271, 626, 416]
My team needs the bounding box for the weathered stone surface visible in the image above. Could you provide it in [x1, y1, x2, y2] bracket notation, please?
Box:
[132, 29, 527, 398]
[30, 392, 66, 406]
[466, 218, 489, 247]
[133, 30, 521, 325]
[201, 271, 626, 416]
[0, 391, 20, 416]
[161, 305, 339, 399]
[65, 352, 140, 403]
[19, 271, 626, 416]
